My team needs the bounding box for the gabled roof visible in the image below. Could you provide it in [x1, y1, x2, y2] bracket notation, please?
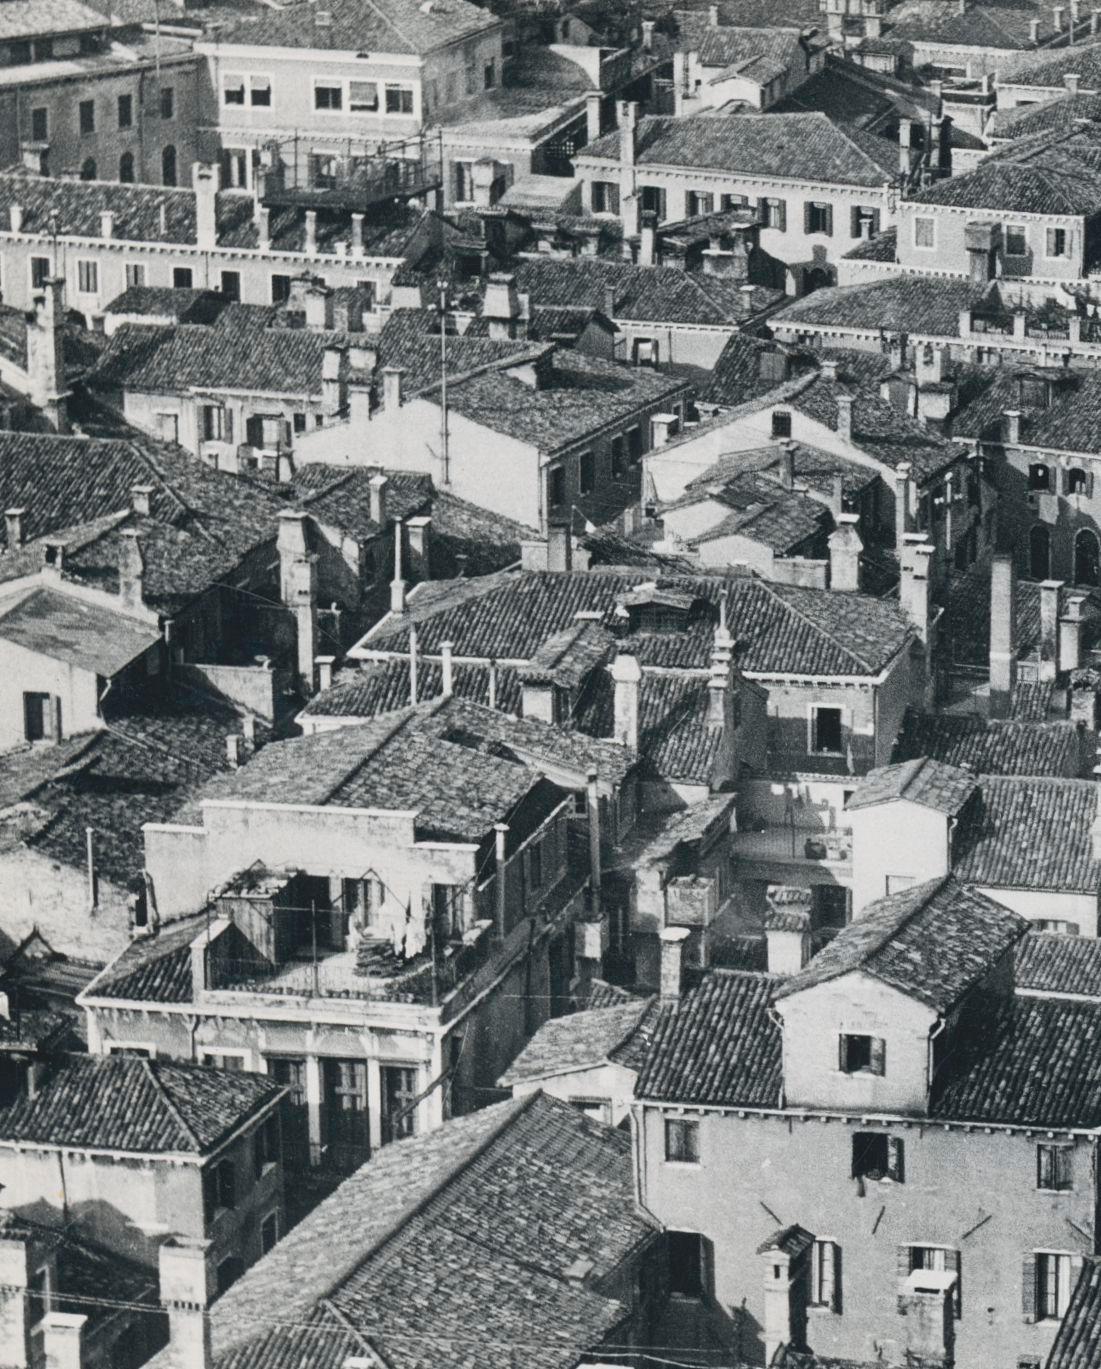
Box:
[0, 1, 105, 39]
[773, 876, 1029, 1012]
[498, 997, 656, 1086]
[846, 757, 978, 815]
[906, 145, 1101, 215]
[209, 0, 498, 55]
[1047, 1256, 1101, 1369]
[955, 775, 1101, 893]
[1010, 38, 1101, 88]
[0, 1053, 282, 1155]
[991, 89, 1101, 140]
[580, 113, 898, 187]
[892, 708, 1083, 778]
[774, 275, 986, 338]
[300, 658, 523, 720]
[82, 912, 206, 1006]
[0, 585, 159, 676]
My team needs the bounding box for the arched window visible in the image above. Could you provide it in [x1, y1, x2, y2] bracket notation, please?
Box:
[1075, 528, 1100, 586]
[80, 157, 97, 181]
[1068, 467, 1090, 496]
[1029, 524, 1051, 580]
[118, 151, 134, 184]
[1028, 462, 1050, 492]
[161, 144, 177, 187]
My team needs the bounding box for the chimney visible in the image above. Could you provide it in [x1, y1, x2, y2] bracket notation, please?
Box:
[1013, 308, 1028, 341]
[899, 117, 913, 175]
[406, 514, 432, 581]
[276, 509, 309, 601]
[651, 413, 677, 448]
[659, 924, 693, 1001]
[1030, 15, 1041, 37]
[639, 211, 657, 266]
[383, 366, 404, 411]
[369, 472, 388, 527]
[611, 653, 641, 750]
[764, 887, 813, 974]
[708, 2, 720, 23]
[258, 206, 271, 252]
[547, 522, 573, 573]
[0, 1219, 32, 1366]
[619, 100, 639, 175]
[315, 655, 335, 693]
[762, 1235, 810, 1366]
[118, 527, 144, 611]
[494, 822, 509, 942]
[470, 157, 500, 209]
[1093, 7, 1100, 34]
[291, 555, 319, 692]
[192, 163, 217, 252]
[391, 516, 406, 614]
[26, 277, 69, 433]
[1093, 800, 1101, 861]
[642, 19, 655, 49]
[43, 1312, 87, 1369]
[225, 734, 242, 769]
[159, 1237, 214, 1369]
[586, 92, 603, 143]
[1054, 4, 1066, 27]
[305, 284, 332, 331]
[707, 660, 727, 729]
[487, 657, 498, 709]
[1039, 579, 1064, 681]
[100, 209, 114, 240]
[779, 439, 795, 490]
[305, 209, 318, 256]
[1059, 593, 1087, 673]
[483, 273, 524, 339]
[9, 203, 21, 232]
[1066, 72, 1081, 94]
[4, 508, 25, 548]
[894, 461, 913, 559]
[989, 551, 1017, 717]
[351, 212, 365, 256]
[828, 512, 863, 592]
[441, 640, 454, 696]
[836, 393, 854, 441]
[899, 532, 934, 643]
[1003, 409, 1021, 445]
[131, 484, 154, 517]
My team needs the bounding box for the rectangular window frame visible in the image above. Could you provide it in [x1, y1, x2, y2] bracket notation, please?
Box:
[1046, 226, 1070, 259]
[249, 75, 272, 108]
[125, 261, 146, 289]
[160, 86, 175, 120]
[222, 73, 246, 107]
[838, 1032, 885, 1076]
[1036, 1251, 1074, 1321]
[810, 1238, 840, 1311]
[664, 1116, 701, 1164]
[76, 259, 98, 295]
[30, 106, 47, 142]
[117, 93, 133, 129]
[809, 704, 844, 756]
[1005, 224, 1028, 256]
[350, 79, 379, 112]
[1037, 1144, 1073, 1192]
[384, 83, 415, 115]
[913, 215, 936, 250]
[313, 80, 343, 112]
[78, 99, 95, 134]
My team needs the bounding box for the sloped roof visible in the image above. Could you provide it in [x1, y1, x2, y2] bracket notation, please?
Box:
[774, 276, 985, 338]
[0, 585, 159, 677]
[580, 113, 898, 187]
[892, 709, 1083, 778]
[0, 1053, 282, 1155]
[773, 876, 1028, 1012]
[300, 658, 523, 719]
[498, 998, 656, 1085]
[906, 151, 1101, 215]
[82, 912, 208, 1005]
[846, 757, 979, 814]
[1047, 1257, 1101, 1369]
[0, 1, 105, 38]
[992, 89, 1101, 139]
[1010, 38, 1101, 87]
[1015, 933, 1101, 1000]
[210, 0, 498, 55]
[955, 776, 1101, 893]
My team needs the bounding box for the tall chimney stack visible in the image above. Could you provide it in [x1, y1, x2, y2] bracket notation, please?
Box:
[989, 551, 1017, 718]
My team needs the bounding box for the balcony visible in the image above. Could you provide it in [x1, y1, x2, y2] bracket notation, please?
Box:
[732, 825, 852, 878]
[258, 135, 443, 214]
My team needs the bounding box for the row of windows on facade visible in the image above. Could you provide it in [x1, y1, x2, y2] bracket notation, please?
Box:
[913, 216, 1072, 259]
[589, 184, 880, 238]
[5, 32, 102, 66]
[1028, 462, 1093, 497]
[664, 1116, 1075, 1193]
[222, 61, 495, 115]
[31, 86, 175, 144]
[1028, 521, 1101, 586]
[547, 428, 645, 506]
[68, 145, 178, 186]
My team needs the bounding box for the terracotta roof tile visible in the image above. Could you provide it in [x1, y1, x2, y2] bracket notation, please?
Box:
[1015, 933, 1101, 1000]
[498, 998, 655, 1085]
[955, 776, 1101, 893]
[892, 708, 1082, 777]
[1047, 1256, 1101, 1369]
[847, 757, 979, 813]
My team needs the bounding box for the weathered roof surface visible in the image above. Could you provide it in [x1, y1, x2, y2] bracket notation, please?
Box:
[0, 1053, 282, 1155]
[1047, 1257, 1101, 1369]
[992, 89, 1101, 139]
[104, 285, 223, 321]
[775, 276, 983, 338]
[636, 969, 782, 1107]
[892, 709, 1082, 778]
[676, 470, 831, 555]
[682, 444, 878, 503]
[846, 757, 979, 814]
[365, 569, 914, 678]
[82, 913, 207, 1005]
[930, 993, 1101, 1127]
[758, 1224, 815, 1258]
[581, 113, 898, 187]
[499, 998, 655, 1085]
[576, 669, 725, 784]
[209, 0, 497, 53]
[0, 586, 159, 676]
[907, 142, 1101, 215]
[204, 1094, 655, 1369]
[0, 1, 105, 37]
[377, 309, 543, 396]
[1015, 933, 1101, 1000]
[300, 658, 523, 719]
[888, 0, 1053, 48]
[1010, 37, 1101, 87]
[956, 776, 1101, 893]
[774, 877, 1028, 1012]
[944, 564, 1099, 668]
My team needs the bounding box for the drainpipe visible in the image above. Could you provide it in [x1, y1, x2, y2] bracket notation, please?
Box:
[494, 822, 509, 942]
[586, 768, 602, 918]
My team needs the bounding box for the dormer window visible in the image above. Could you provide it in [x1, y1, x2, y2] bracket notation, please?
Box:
[839, 1032, 885, 1075]
[852, 1131, 904, 1182]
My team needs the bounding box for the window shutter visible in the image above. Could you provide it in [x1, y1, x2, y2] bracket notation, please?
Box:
[777, 199, 787, 232]
[871, 1037, 886, 1076]
[888, 1135, 905, 1182]
[1088, 471, 1095, 499]
[804, 201, 813, 234]
[824, 204, 834, 237]
[757, 196, 769, 225]
[831, 1242, 843, 1314]
[871, 209, 881, 236]
[202, 1167, 216, 1222]
[1022, 1253, 1038, 1323]
[898, 1243, 913, 1280]
[700, 1236, 715, 1299]
[945, 1249, 961, 1318]
[838, 1034, 847, 1071]
[820, 1242, 836, 1311]
[851, 206, 861, 239]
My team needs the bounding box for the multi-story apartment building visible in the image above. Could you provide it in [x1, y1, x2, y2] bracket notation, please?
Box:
[0, 0, 200, 187]
[634, 878, 1101, 1369]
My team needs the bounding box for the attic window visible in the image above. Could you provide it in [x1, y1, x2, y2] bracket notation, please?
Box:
[839, 1033, 885, 1075]
[852, 1132, 904, 1183]
[1028, 463, 1050, 492]
[771, 410, 792, 438]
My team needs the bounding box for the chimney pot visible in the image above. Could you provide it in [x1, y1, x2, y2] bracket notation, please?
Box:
[131, 484, 154, 518]
[315, 655, 335, 693]
[611, 652, 642, 751]
[659, 925, 693, 1001]
[4, 507, 25, 548]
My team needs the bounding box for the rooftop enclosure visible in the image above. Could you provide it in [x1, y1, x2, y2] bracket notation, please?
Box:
[258, 133, 444, 214]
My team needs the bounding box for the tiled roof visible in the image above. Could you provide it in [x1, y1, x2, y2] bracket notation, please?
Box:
[0, 1, 105, 38]
[892, 709, 1082, 777]
[377, 309, 544, 397]
[212, 0, 498, 54]
[770, 53, 937, 126]
[701, 334, 814, 407]
[682, 444, 878, 502]
[1047, 1257, 1101, 1369]
[888, 0, 1051, 48]
[955, 776, 1101, 893]
[930, 993, 1101, 1127]
[203, 1094, 655, 1369]
[943, 563, 1098, 667]
[686, 475, 832, 555]
[0, 1053, 282, 1155]
[290, 465, 430, 543]
[846, 757, 979, 814]
[1010, 678, 1055, 722]
[300, 658, 522, 719]
[1015, 933, 1101, 1000]
[635, 968, 782, 1107]
[498, 998, 655, 1085]
[696, 24, 802, 67]
[104, 285, 224, 322]
[992, 89, 1101, 139]
[524, 619, 615, 687]
[83, 913, 208, 1005]
[365, 570, 914, 678]
[906, 146, 1101, 215]
[580, 113, 898, 187]
[774, 876, 1028, 1012]
[1010, 38, 1101, 87]
[511, 256, 778, 327]
[758, 1224, 815, 1258]
[775, 276, 984, 338]
[0, 585, 159, 677]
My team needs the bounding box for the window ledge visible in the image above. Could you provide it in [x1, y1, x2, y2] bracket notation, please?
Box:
[662, 1159, 701, 1169]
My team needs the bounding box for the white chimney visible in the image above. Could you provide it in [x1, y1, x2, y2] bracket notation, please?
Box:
[43, 1312, 87, 1369]
[315, 655, 335, 693]
[441, 640, 454, 696]
[191, 163, 217, 252]
[118, 527, 144, 611]
[611, 653, 641, 751]
[659, 924, 693, 1001]
[836, 393, 854, 441]
[764, 887, 813, 974]
[4, 507, 25, 548]
[828, 512, 863, 592]
[159, 1238, 214, 1369]
[383, 366, 404, 411]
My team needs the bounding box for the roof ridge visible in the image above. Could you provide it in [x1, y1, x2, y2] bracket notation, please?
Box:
[756, 577, 878, 673]
[140, 1057, 203, 1152]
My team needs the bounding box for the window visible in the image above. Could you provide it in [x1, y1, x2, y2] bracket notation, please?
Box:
[569, 1096, 612, 1124]
[173, 266, 193, 289]
[1077, 528, 1101, 586]
[385, 84, 414, 114]
[250, 76, 271, 107]
[1037, 1144, 1072, 1191]
[28, 1267, 49, 1326]
[293, 411, 307, 434]
[79, 99, 95, 133]
[1029, 462, 1051, 491]
[721, 193, 748, 212]
[852, 1131, 903, 1182]
[810, 1239, 840, 1311]
[253, 1113, 280, 1177]
[125, 261, 146, 288]
[77, 259, 98, 295]
[1035, 918, 1079, 934]
[909, 1246, 961, 1317]
[315, 81, 343, 110]
[591, 181, 619, 214]
[484, 59, 496, 88]
[913, 216, 935, 249]
[528, 839, 543, 889]
[80, 157, 96, 181]
[30, 107, 47, 142]
[687, 190, 714, 217]
[381, 1065, 418, 1143]
[811, 706, 843, 755]
[1030, 524, 1051, 580]
[640, 185, 666, 220]
[201, 1048, 244, 1070]
[261, 1211, 279, 1253]
[771, 410, 792, 439]
[201, 404, 233, 443]
[465, 60, 478, 95]
[220, 270, 241, 301]
[628, 426, 643, 462]
[161, 144, 177, 186]
[30, 257, 50, 288]
[1068, 467, 1090, 495]
[549, 466, 566, 507]
[204, 1158, 236, 1221]
[611, 435, 625, 475]
[579, 451, 595, 494]
[118, 93, 133, 128]
[1006, 225, 1028, 256]
[119, 151, 135, 183]
[216, 1255, 243, 1295]
[668, 1231, 712, 1297]
[805, 201, 832, 235]
[851, 206, 880, 239]
[1032, 1252, 1073, 1321]
[271, 273, 291, 304]
[757, 197, 787, 230]
[223, 74, 246, 105]
[1046, 227, 1070, 258]
[664, 1117, 700, 1163]
[106, 1043, 152, 1058]
[160, 86, 174, 119]
[350, 80, 379, 112]
[839, 1033, 885, 1075]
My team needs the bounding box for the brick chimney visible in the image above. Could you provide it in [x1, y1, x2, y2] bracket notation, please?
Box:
[159, 1237, 214, 1369]
[118, 527, 144, 612]
[828, 512, 863, 592]
[1039, 579, 1064, 682]
[659, 924, 692, 1001]
[611, 653, 641, 750]
[192, 163, 218, 252]
[26, 276, 69, 433]
[989, 551, 1017, 718]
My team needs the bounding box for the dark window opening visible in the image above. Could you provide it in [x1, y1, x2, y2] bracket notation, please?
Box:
[771, 410, 792, 439]
[812, 706, 843, 754]
[852, 1131, 903, 1182]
